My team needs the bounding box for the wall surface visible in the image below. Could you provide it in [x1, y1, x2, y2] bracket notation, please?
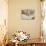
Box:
[8, 0, 41, 39]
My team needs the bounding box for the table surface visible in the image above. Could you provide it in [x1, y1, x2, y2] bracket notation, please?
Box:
[18, 38, 46, 44]
[7, 38, 46, 46]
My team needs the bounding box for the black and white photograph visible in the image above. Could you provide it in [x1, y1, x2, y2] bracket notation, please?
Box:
[21, 9, 35, 20]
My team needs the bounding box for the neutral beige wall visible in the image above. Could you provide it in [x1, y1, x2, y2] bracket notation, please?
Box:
[8, 0, 41, 38]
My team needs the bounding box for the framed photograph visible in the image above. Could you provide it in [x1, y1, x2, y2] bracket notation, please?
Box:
[21, 9, 35, 20]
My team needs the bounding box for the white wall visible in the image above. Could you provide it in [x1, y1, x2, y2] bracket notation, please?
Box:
[8, 0, 41, 39]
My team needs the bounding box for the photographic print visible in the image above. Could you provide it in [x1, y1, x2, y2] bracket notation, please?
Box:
[21, 9, 35, 20]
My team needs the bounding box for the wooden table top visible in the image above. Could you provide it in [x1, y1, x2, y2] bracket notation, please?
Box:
[18, 38, 46, 44]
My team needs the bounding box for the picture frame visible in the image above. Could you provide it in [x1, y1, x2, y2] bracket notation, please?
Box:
[21, 9, 35, 20]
